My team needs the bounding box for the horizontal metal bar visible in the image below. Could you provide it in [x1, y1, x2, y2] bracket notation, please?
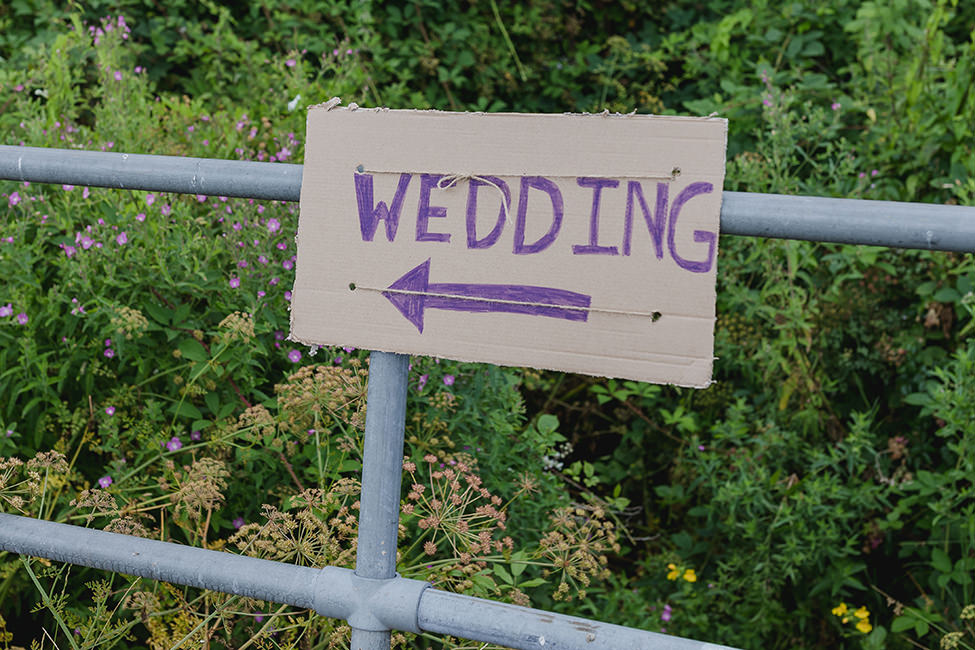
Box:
[0, 512, 324, 609]
[2, 145, 973, 252]
[0, 145, 302, 201]
[418, 588, 734, 650]
[719, 191, 975, 253]
[0, 513, 735, 650]
[0, 512, 425, 635]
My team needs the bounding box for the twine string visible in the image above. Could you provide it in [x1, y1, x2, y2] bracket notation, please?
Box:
[352, 168, 684, 225]
[436, 173, 511, 224]
[354, 285, 662, 320]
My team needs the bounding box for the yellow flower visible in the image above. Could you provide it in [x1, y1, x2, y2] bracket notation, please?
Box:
[832, 603, 848, 617]
[666, 563, 680, 581]
[854, 606, 870, 620]
[683, 569, 698, 582]
[856, 618, 872, 634]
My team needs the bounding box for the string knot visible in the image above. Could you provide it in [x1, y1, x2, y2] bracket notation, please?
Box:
[436, 174, 511, 223]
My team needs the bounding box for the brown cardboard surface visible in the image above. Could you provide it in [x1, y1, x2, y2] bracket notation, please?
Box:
[291, 105, 727, 387]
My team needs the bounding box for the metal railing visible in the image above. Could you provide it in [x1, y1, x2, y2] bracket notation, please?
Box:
[3, 145, 974, 252]
[1, 144, 973, 650]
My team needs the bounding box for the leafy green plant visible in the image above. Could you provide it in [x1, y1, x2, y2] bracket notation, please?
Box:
[1, 2, 973, 648]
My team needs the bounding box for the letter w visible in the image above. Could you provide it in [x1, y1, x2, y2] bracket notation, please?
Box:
[354, 173, 412, 241]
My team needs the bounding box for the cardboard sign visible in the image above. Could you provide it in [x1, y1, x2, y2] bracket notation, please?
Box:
[291, 106, 727, 387]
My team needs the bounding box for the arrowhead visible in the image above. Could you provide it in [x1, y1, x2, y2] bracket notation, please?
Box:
[384, 259, 431, 332]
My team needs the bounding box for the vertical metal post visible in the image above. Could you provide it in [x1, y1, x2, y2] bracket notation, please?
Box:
[350, 351, 411, 650]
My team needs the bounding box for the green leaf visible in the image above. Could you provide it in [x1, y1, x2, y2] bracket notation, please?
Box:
[518, 578, 547, 588]
[915, 620, 929, 637]
[470, 573, 496, 591]
[891, 615, 914, 633]
[802, 40, 824, 56]
[933, 287, 960, 303]
[864, 626, 887, 649]
[173, 303, 191, 324]
[179, 339, 209, 363]
[144, 301, 171, 325]
[536, 414, 559, 434]
[494, 564, 513, 585]
[511, 560, 527, 578]
[903, 392, 933, 406]
[957, 275, 974, 295]
[931, 548, 951, 573]
[172, 401, 202, 420]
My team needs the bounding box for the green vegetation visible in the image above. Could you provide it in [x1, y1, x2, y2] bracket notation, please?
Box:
[0, 1, 973, 648]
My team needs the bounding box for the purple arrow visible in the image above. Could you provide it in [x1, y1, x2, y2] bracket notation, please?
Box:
[381, 259, 591, 333]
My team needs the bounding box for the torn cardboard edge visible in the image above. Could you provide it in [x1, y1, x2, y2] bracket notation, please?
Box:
[309, 97, 728, 121]
[287, 333, 719, 389]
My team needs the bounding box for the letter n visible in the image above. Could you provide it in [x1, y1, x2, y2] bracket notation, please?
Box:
[623, 181, 667, 258]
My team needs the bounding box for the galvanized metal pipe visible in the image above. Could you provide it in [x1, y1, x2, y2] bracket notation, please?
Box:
[0, 145, 302, 201]
[351, 351, 411, 650]
[0, 513, 728, 650]
[418, 588, 736, 650]
[2, 145, 973, 252]
[718, 191, 975, 252]
[0, 512, 324, 611]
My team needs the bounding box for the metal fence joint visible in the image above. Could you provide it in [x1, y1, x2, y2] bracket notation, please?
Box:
[314, 567, 429, 634]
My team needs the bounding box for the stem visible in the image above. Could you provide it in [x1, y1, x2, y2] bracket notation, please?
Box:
[279, 450, 305, 492]
[167, 342, 231, 434]
[168, 594, 240, 650]
[19, 557, 81, 650]
[400, 525, 435, 561]
[236, 603, 291, 650]
[489, 0, 527, 82]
